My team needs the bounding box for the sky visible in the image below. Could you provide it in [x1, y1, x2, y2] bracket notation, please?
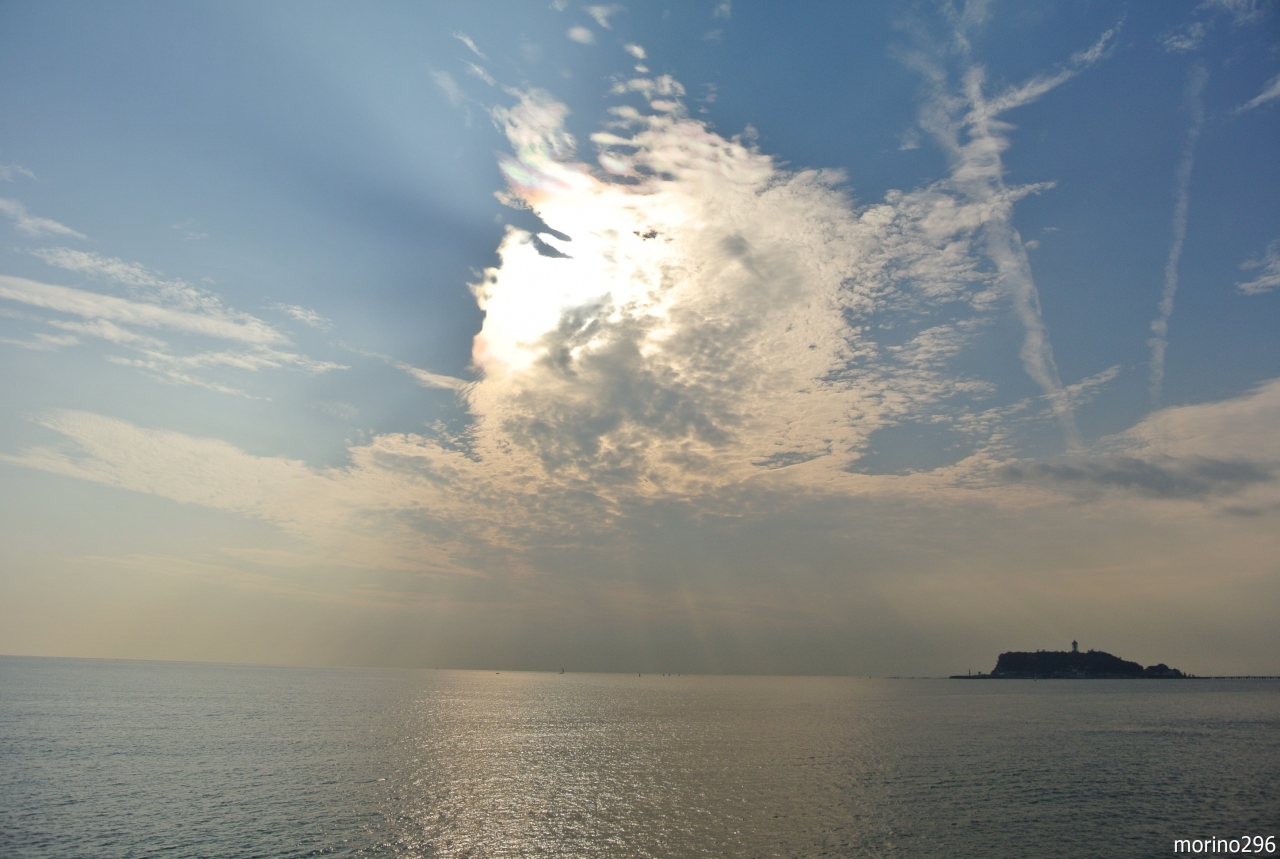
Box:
[1, 0, 1278, 676]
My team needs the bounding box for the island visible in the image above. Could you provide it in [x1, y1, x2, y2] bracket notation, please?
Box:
[951, 641, 1187, 679]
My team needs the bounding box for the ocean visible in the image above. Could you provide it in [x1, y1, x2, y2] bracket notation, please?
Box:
[1, 656, 1276, 857]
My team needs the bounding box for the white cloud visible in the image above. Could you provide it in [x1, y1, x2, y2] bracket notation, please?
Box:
[1148, 63, 1207, 404]
[567, 26, 595, 44]
[0, 164, 37, 182]
[171, 219, 208, 240]
[32, 247, 242, 318]
[465, 62, 496, 87]
[713, 1, 731, 19]
[586, 5, 623, 29]
[451, 31, 487, 60]
[904, 23, 1119, 447]
[1160, 22, 1206, 52]
[1236, 238, 1280, 294]
[0, 275, 285, 345]
[431, 69, 464, 106]
[272, 303, 333, 331]
[2, 250, 345, 392]
[1237, 73, 1280, 112]
[396, 362, 470, 391]
[0, 198, 86, 239]
[623, 43, 647, 60]
[1200, 0, 1267, 25]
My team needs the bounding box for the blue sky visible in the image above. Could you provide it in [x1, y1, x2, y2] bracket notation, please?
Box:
[1, 1, 1278, 674]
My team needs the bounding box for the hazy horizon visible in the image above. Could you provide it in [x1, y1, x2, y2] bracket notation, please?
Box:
[2, 1, 1278, 677]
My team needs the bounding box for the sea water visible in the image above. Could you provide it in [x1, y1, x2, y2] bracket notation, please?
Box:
[1, 656, 1276, 858]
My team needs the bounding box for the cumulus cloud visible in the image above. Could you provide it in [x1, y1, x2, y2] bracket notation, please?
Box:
[19, 25, 1267, 590]
[0, 198, 86, 238]
[567, 26, 595, 44]
[6, 29, 1136, 538]
[1236, 238, 1280, 294]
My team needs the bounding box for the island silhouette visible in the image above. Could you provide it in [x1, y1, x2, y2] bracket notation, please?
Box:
[952, 641, 1187, 679]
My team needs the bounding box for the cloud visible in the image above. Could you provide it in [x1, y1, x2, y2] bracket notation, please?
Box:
[431, 70, 464, 106]
[32, 247, 242, 317]
[902, 22, 1119, 448]
[1237, 73, 1280, 112]
[567, 26, 595, 44]
[0, 164, 37, 182]
[1148, 63, 1207, 404]
[465, 62, 496, 87]
[1001, 455, 1274, 500]
[1236, 238, 1280, 294]
[585, 5, 623, 29]
[1200, 0, 1268, 25]
[1160, 22, 1206, 52]
[623, 43, 647, 60]
[0, 275, 284, 345]
[2, 249, 346, 392]
[451, 31, 487, 60]
[1002, 378, 1280, 508]
[171, 219, 208, 241]
[0, 198, 86, 238]
[714, 1, 731, 19]
[272, 303, 333, 330]
[395, 361, 470, 391]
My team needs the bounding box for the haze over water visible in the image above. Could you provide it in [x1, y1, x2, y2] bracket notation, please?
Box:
[3, 657, 1276, 858]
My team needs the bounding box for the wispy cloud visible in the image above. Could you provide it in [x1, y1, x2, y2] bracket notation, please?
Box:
[2, 247, 346, 392]
[171, 219, 208, 241]
[567, 26, 595, 45]
[585, 5, 623, 29]
[0, 164, 37, 182]
[1200, 0, 1268, 25]
[431, 70, 464, 106]
[901, 20, 1119, 448]
[396, 362, 470, 391]
[1237, 73, 1280, 112]
[0, 198, 86, 239]
[713, 1, 731, 20]
[451, 31, 487, 60]
[1236, 238, 1280, 294]
[1148, 62, 1207, 404]
[272, 303, 333, 331]
[1160, 22, 1206, 52]
[465, 62, 496, 87]
[33, 247, 266, 322]
[0, 275, 284, 345]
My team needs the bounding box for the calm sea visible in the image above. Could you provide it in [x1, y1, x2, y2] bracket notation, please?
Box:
[1, 657, 1276, 858]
